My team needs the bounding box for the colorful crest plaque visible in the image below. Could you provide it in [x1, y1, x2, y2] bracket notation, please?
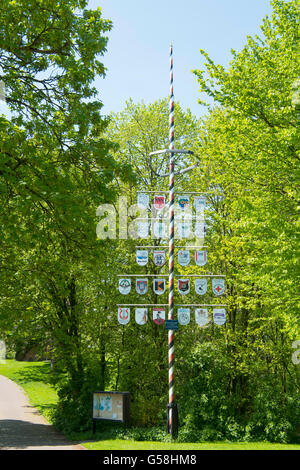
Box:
[153, 278, 166, 295]
[154, 195, 166, 210]
[153, 250, 166, 266]
[212, 278, 225, 296]
[118, 278, 131, 295]
[178, 307, 190, 325]
[195, 278, 207, 295]
[178, 195, 190, 211]
[178, 278, 190, 295]
[153, 307, 165, 325]
[213, 308, 226, 325]
[136, 278, 148, 295]
[118, 307, 130, 325]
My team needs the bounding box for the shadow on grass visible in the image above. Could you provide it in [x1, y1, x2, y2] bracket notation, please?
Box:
[13, 362, 53, 385]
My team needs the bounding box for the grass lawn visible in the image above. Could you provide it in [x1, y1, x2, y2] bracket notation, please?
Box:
[83, 439, 300, 451]
[1, 360, 300, 451]
[0, 359, 58, 423]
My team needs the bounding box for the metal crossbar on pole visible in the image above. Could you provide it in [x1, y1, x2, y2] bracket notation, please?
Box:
[135, 246, 208, 249]
[118, 274, 225, 277]
[118, 304, 226, 307]
[148, 149, 193, 156]
[175, 304, 227, 307]
[117, 304, 169, 307]
[117, 274, 169, 277]
[137, 190, 211, 194]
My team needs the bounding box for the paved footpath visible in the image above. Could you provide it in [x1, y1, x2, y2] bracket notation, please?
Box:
[0, 375, 86, 450]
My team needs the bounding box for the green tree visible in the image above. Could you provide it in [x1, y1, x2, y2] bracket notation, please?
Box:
[179, 0, 300, 442]
[0, 0, 133, 429]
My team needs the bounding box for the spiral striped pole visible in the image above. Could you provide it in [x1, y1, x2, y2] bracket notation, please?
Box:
[167, 43, 177, 437]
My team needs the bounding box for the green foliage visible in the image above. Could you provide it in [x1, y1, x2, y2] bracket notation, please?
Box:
[0, 0, 132, 429]
[0, 0, 299, 445]
[175, 0, 300, 443]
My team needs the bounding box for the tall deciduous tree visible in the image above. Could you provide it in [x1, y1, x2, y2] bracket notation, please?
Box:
[0, 0, 132, 410]
[178, 0, 300, 441]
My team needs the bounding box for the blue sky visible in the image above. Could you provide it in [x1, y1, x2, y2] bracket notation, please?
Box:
[89, 0, 273, 118]
[0, 0, 273, 120]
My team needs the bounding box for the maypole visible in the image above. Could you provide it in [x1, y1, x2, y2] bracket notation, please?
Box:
[113, 44, 227, 441]
[166, 43, 178, 437]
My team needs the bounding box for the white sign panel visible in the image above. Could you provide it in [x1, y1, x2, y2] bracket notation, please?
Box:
[136, 278, 148, 295]
[137, 193, 150, 210]
[178, 250, 190, 266]
[213, 308, 226, 325]
[135, 308, 148, 325]
[195, 250, 207, 266]
[178, 308, 190, 325]
[153, 250, 166, 266]
[194, 221, 207, 238]
[195, 278, 207, 295]
[153, 221, 166, 238]
[212, 278, 225, 296]
[136, 250, 148, 266]
[118, 307, 130, 325]
[195, 308, 209, 326]
[118, 278, 131, 295]
[137, 221, 149, 238]
[194, 196, 206, 214]
[153, 307, 165, 325]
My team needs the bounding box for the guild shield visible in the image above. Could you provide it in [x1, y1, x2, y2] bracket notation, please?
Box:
[195, 308, 209, 326]
[154, 195, 166, 211]
[137, 193, 150, 210]
[136, 250, 148, 266]
[178, 278, 190, 295]
[178, 307, 190, 325]
[118, 307, 130, 325]
[136, 278, 148, 295]
[135, 308, 148, 325]
[153, 278, 166, 295]
[153, 307, 165, 325]
[153, 250, 166, 266]
[195, 278, 207, 295]
[194, 196, 206, 214]
[178, 250, 190, 266]
[118, 278, 131, 295]
[137, 221, 149, 238]
[178, 195, 190, 211]
[212, 278, 225, 296]
[195, 250, 207, 266]
[213, 308, 226, 325]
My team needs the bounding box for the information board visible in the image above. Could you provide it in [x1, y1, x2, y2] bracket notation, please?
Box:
[92, 391, 130, 424]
